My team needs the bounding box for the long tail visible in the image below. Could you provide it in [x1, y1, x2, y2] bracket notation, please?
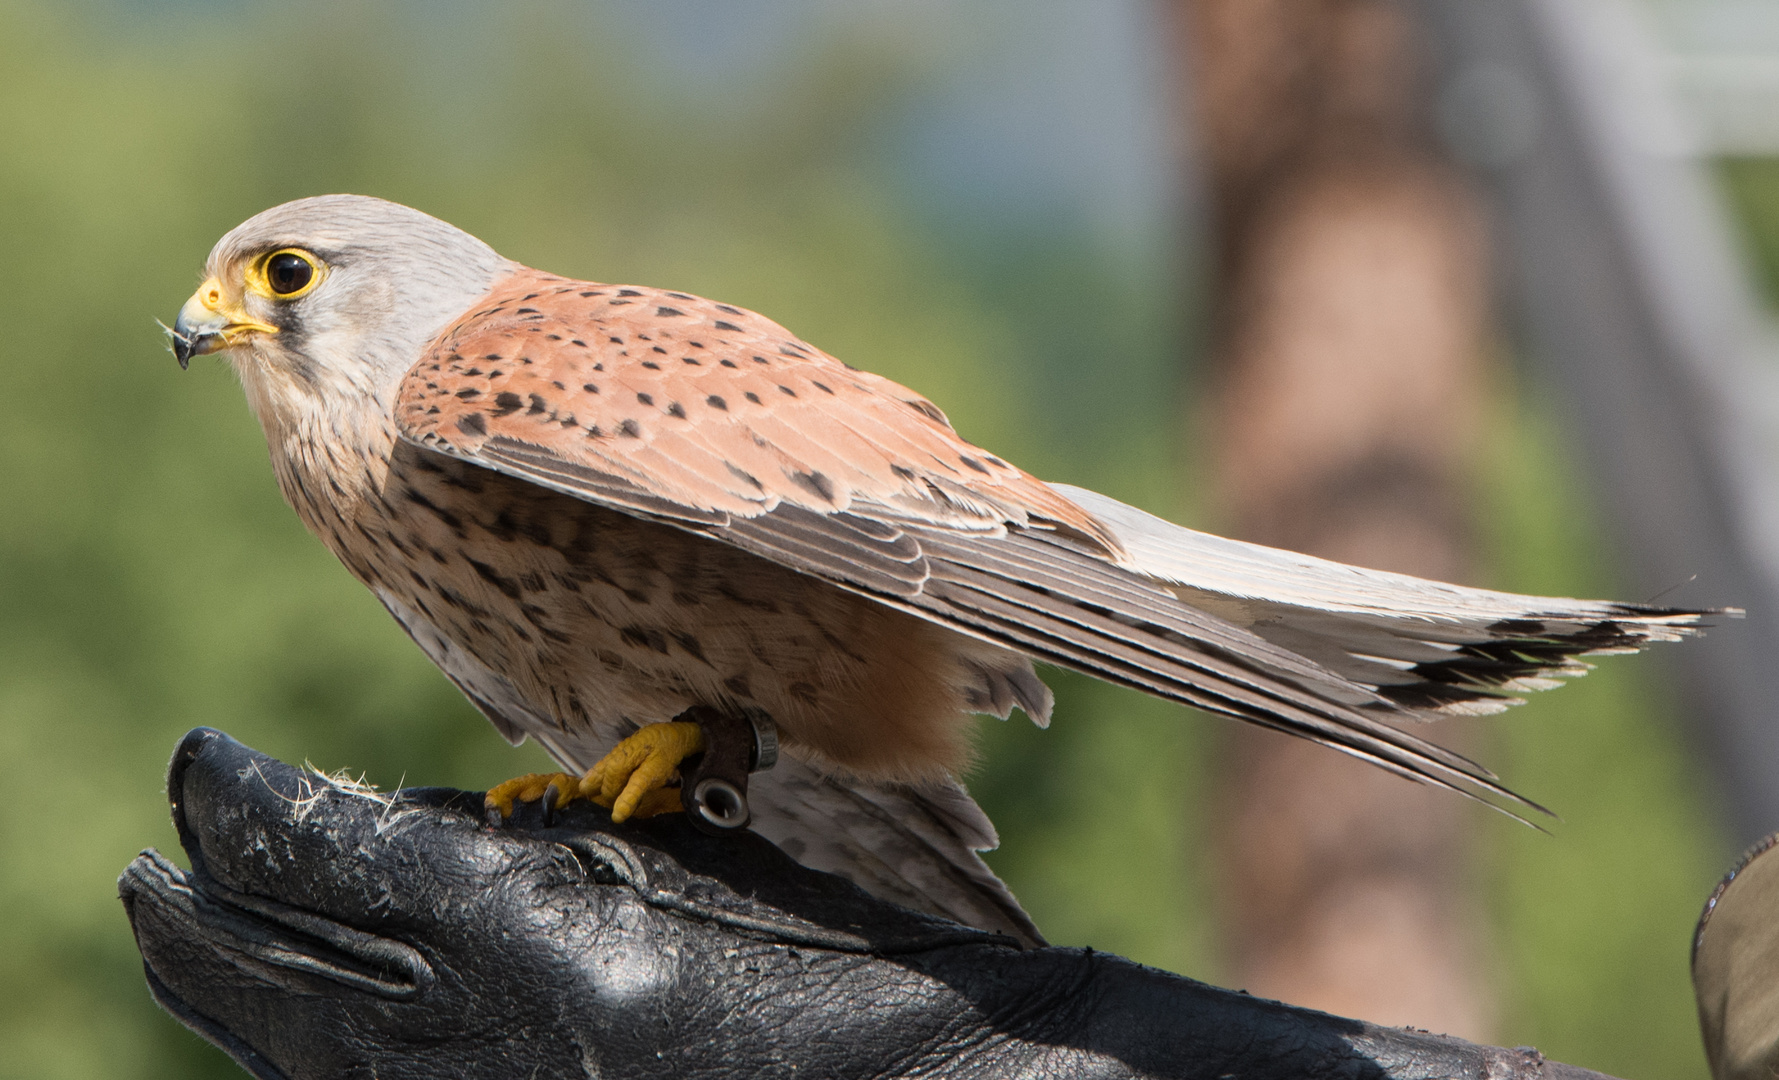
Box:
[1054, 484, 1731, 719]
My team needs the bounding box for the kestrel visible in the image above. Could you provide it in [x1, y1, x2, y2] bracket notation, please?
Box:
[172, 195, 1716, 941]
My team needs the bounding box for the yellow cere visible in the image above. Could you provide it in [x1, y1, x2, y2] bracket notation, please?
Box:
[181, 275, 279, 346]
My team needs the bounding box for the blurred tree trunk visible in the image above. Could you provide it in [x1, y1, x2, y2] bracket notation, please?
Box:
[1172, 0, 1496, 1040]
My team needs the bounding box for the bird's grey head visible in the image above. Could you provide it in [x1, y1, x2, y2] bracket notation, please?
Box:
[172, 195, 517, 421]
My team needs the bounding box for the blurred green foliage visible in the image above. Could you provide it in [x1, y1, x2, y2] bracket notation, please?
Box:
[0, 1, 1738, 1077]
[1476, 392, 1724, 1078]
[1721, 158, 1779, 309]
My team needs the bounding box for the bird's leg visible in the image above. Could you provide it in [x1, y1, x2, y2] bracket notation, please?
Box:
[482, 726, 699, 824]
[587, 707, 779, 832]
[675, 706, 777, 835]
[485, 709, 777, 829]
[580, 721, 706, 823]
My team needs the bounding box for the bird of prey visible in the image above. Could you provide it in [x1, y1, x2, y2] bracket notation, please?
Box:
[171, 195, 1716, 942]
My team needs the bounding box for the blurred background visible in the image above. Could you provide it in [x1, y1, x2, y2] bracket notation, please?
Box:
[1, 0, 1775, 1076]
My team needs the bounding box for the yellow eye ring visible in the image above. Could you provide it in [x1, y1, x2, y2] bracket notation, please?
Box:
[247, 248, 325, 300]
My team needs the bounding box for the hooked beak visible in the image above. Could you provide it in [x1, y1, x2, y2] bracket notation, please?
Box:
[169, 277, 278, 370]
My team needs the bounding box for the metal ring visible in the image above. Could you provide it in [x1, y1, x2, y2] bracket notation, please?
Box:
[692, 778, 749, 830]
[746, 709, 779, 772]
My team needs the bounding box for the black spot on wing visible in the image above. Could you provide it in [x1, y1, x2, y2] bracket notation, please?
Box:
[790, 470, 836, 504]
[725, 462, 763, 491]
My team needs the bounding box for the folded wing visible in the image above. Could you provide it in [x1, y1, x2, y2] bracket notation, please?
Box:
[393, 268, 1659, 821]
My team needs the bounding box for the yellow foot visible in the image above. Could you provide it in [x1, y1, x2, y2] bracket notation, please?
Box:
[584, 721, 704, 823]
[483, 769, 685, 823]
[484, 771, 582, 821]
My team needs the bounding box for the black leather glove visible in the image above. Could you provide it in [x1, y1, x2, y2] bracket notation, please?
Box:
[1695, 833, 1779, 1080]
[120, 728, 1616, 1079]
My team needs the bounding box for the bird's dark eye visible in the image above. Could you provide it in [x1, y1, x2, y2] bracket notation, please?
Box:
[265, 251, 316, 296]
